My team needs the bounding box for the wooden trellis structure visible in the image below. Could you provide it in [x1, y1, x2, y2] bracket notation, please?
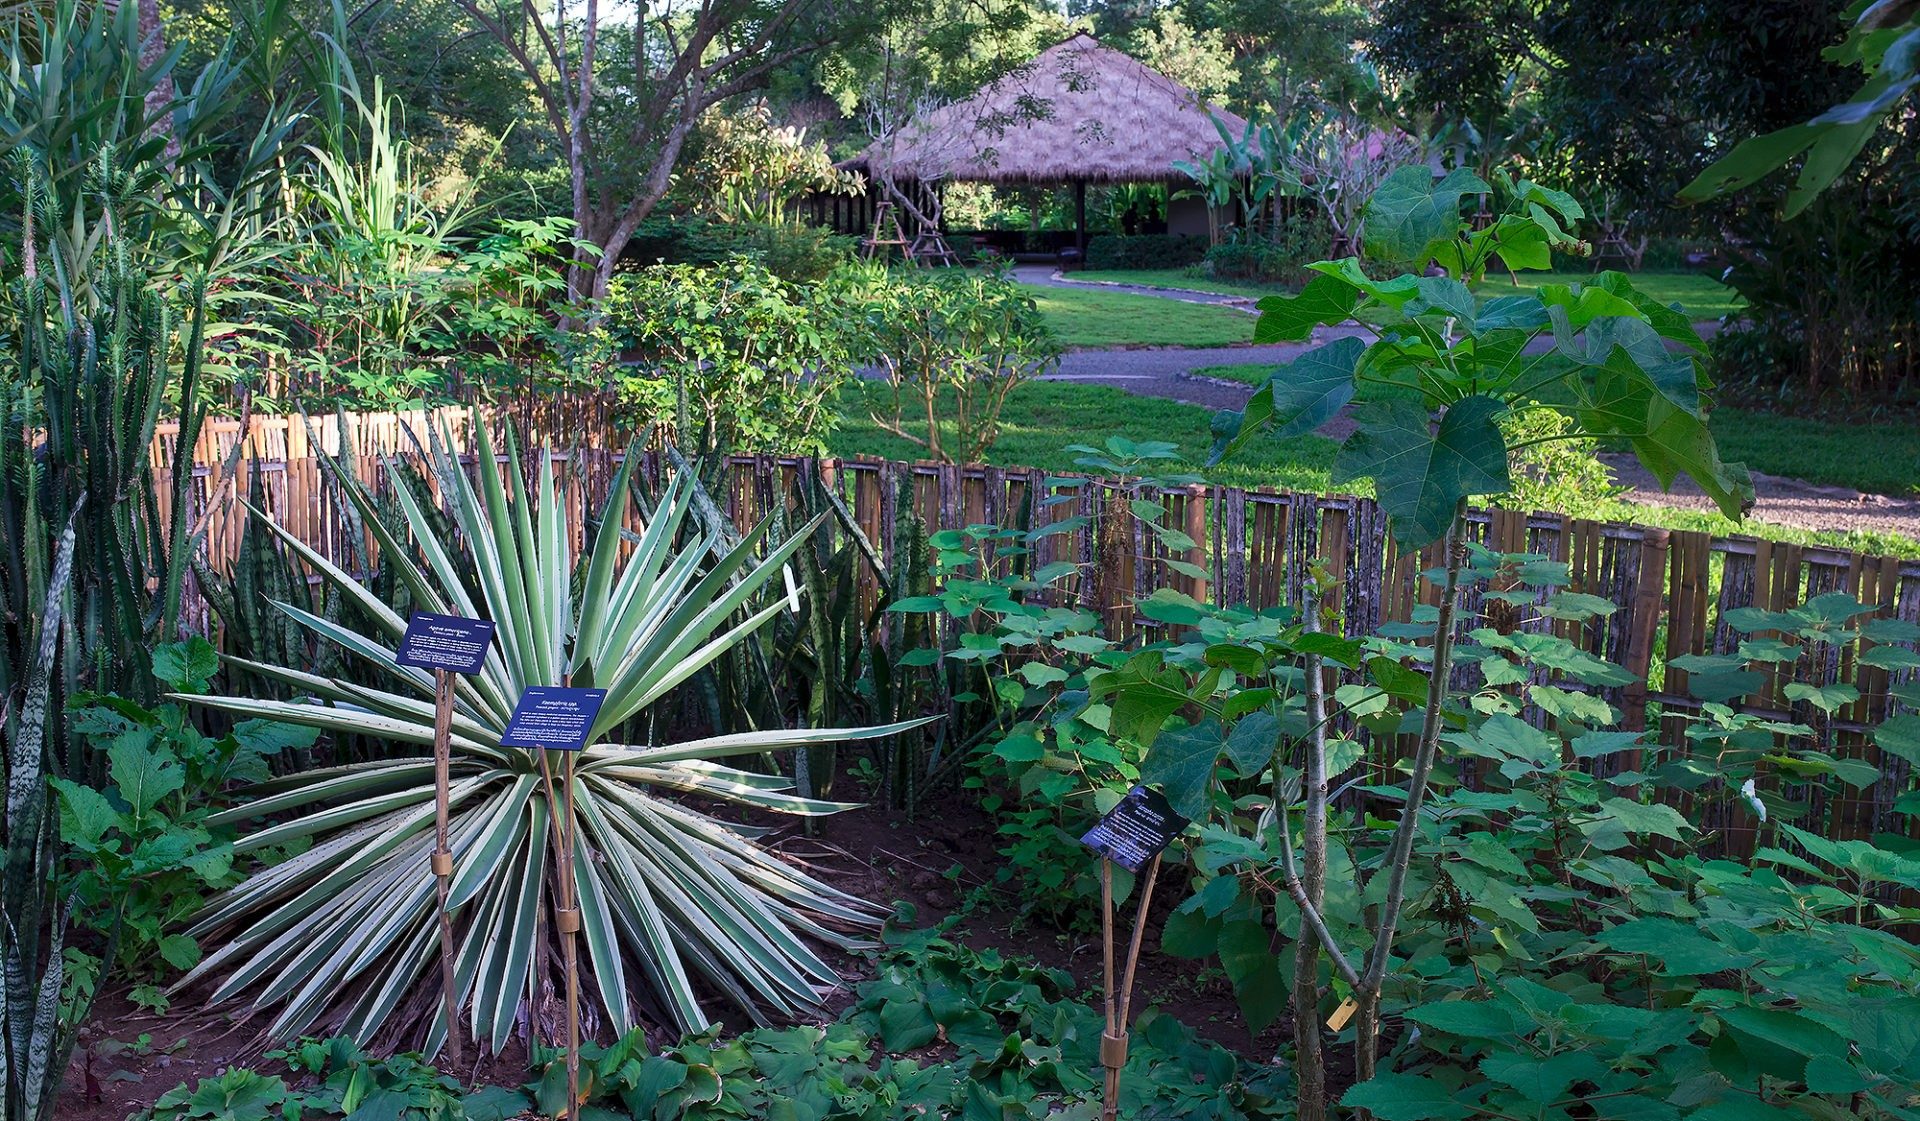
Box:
[152, 421, 1920, 854]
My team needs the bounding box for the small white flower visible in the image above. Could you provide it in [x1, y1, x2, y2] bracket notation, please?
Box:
[1740, 778, 1766, 822]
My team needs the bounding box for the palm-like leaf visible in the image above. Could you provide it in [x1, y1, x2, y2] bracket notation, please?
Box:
[175, 427, 916, 1053]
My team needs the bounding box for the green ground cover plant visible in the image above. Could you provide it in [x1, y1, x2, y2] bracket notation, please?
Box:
[1023, 285, 1258, 348]
[139, 927, 1292, 1121]
[1103, 566, 1920, 1121]
[886, 493, 1920, 1121]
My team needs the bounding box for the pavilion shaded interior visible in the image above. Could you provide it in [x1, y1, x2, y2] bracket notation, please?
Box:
[814, 33, 1250, 258]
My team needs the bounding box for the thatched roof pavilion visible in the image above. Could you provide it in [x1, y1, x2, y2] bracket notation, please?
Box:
[846, 33, 1252, 253]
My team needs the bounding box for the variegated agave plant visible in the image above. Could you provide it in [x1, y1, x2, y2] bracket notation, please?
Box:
[175, 431, 918, 1054]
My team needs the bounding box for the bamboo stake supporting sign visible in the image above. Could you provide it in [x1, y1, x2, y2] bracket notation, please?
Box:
[500, 685, 609, 1120]
[395, 612, 499, 1066]
[1079, 786, 1190, 1121]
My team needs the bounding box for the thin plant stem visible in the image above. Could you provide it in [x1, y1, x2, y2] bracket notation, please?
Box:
[1353, 497, 1471, 1094]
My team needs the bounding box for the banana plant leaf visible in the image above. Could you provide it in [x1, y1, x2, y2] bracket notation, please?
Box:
[174, 426, 924, 1054]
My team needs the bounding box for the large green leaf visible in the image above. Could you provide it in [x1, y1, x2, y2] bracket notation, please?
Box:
[1139, 719, 1225, 820]
[1342, 1073, 1473, 1121]
[1252, 272, 1360, 342]
[1678, 124, 1821, 202]
[1215, 337, 1363, 462]
[1362, 166, 1490, 266]
[1575, 357, 1754, 519]
[1333, 394, 1511, 548]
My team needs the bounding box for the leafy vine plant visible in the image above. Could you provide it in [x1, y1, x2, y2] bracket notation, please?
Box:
[1205, 166, 1755, 1116]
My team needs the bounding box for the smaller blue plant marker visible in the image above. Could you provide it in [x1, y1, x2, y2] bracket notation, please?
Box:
[1080, 785, 1188, 874]
[500, 687, 609, 752]
[396, 611, 497, 675]
[1080, 785, 1191, 1121]
[396, 611, 497, 1067]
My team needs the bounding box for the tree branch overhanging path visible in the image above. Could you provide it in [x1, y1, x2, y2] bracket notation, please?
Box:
[452, 0, 858, 300]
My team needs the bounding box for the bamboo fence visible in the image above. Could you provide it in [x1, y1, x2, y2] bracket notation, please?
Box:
[153, 410, 1920, 851]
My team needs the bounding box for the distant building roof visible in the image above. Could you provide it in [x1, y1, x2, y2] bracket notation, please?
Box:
[850, 33, 1251, 184]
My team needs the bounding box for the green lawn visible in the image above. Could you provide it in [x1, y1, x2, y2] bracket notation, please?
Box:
[1199, 364, 1919, 501]
[1026, 285, 1257, 348]
[1710, 409, 1920, 497]
[829, 381, 1920, 559]
[1067, 267, 1744, 322]
[833, 380, 1336, 492]
[1070, 269, 1282, 298]
[1472, 270, 1743, 321]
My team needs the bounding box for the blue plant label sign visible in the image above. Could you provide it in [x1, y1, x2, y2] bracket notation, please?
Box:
[1080, 786, 1189, 873]
[500, 687, 608, 752]
[396, 612, 497, 676]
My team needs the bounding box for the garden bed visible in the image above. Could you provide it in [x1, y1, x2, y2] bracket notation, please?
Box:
[64, 786, 1279, 1121]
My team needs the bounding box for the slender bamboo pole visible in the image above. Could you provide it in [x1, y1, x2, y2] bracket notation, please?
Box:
[560, 750, 583, 1117]
[431, 668, 462, 1065]
[1100, 860, 1118, 1119]
[1099, 854, 1163, 1121]
[534, 746, 583, 1119]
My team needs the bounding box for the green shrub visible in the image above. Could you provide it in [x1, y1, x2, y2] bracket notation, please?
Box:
[605, 258, 854, 455]
[1495, 408, 1623, 512]
[1083, 233, 1209, 270]
[622, 215, 855, 282]
[840, 262, 1061, 463]
[1201, 215, 1329, 286]
[54, 640, 319, 1013]
[141, 1036, 523, 1121]
[535, 927, 1290, 1120]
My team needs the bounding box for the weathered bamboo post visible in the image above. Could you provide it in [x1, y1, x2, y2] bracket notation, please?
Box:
[395, 612, 499, 1064]
[1081, 787, 1187, 1121]
[431, 668, 461, 1065]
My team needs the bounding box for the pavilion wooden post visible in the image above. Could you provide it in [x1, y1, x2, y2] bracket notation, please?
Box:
[1074, 178, 1088, 262]
[430, 669, 462, 1065]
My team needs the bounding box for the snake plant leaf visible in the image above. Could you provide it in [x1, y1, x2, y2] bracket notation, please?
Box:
[175, 439, 929, 1054]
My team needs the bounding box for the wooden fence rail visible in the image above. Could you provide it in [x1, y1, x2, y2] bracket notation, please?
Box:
[157, 413, 1920, 853]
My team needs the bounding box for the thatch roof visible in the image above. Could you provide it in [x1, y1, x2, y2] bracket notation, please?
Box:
[851, 34, 1250, 185]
